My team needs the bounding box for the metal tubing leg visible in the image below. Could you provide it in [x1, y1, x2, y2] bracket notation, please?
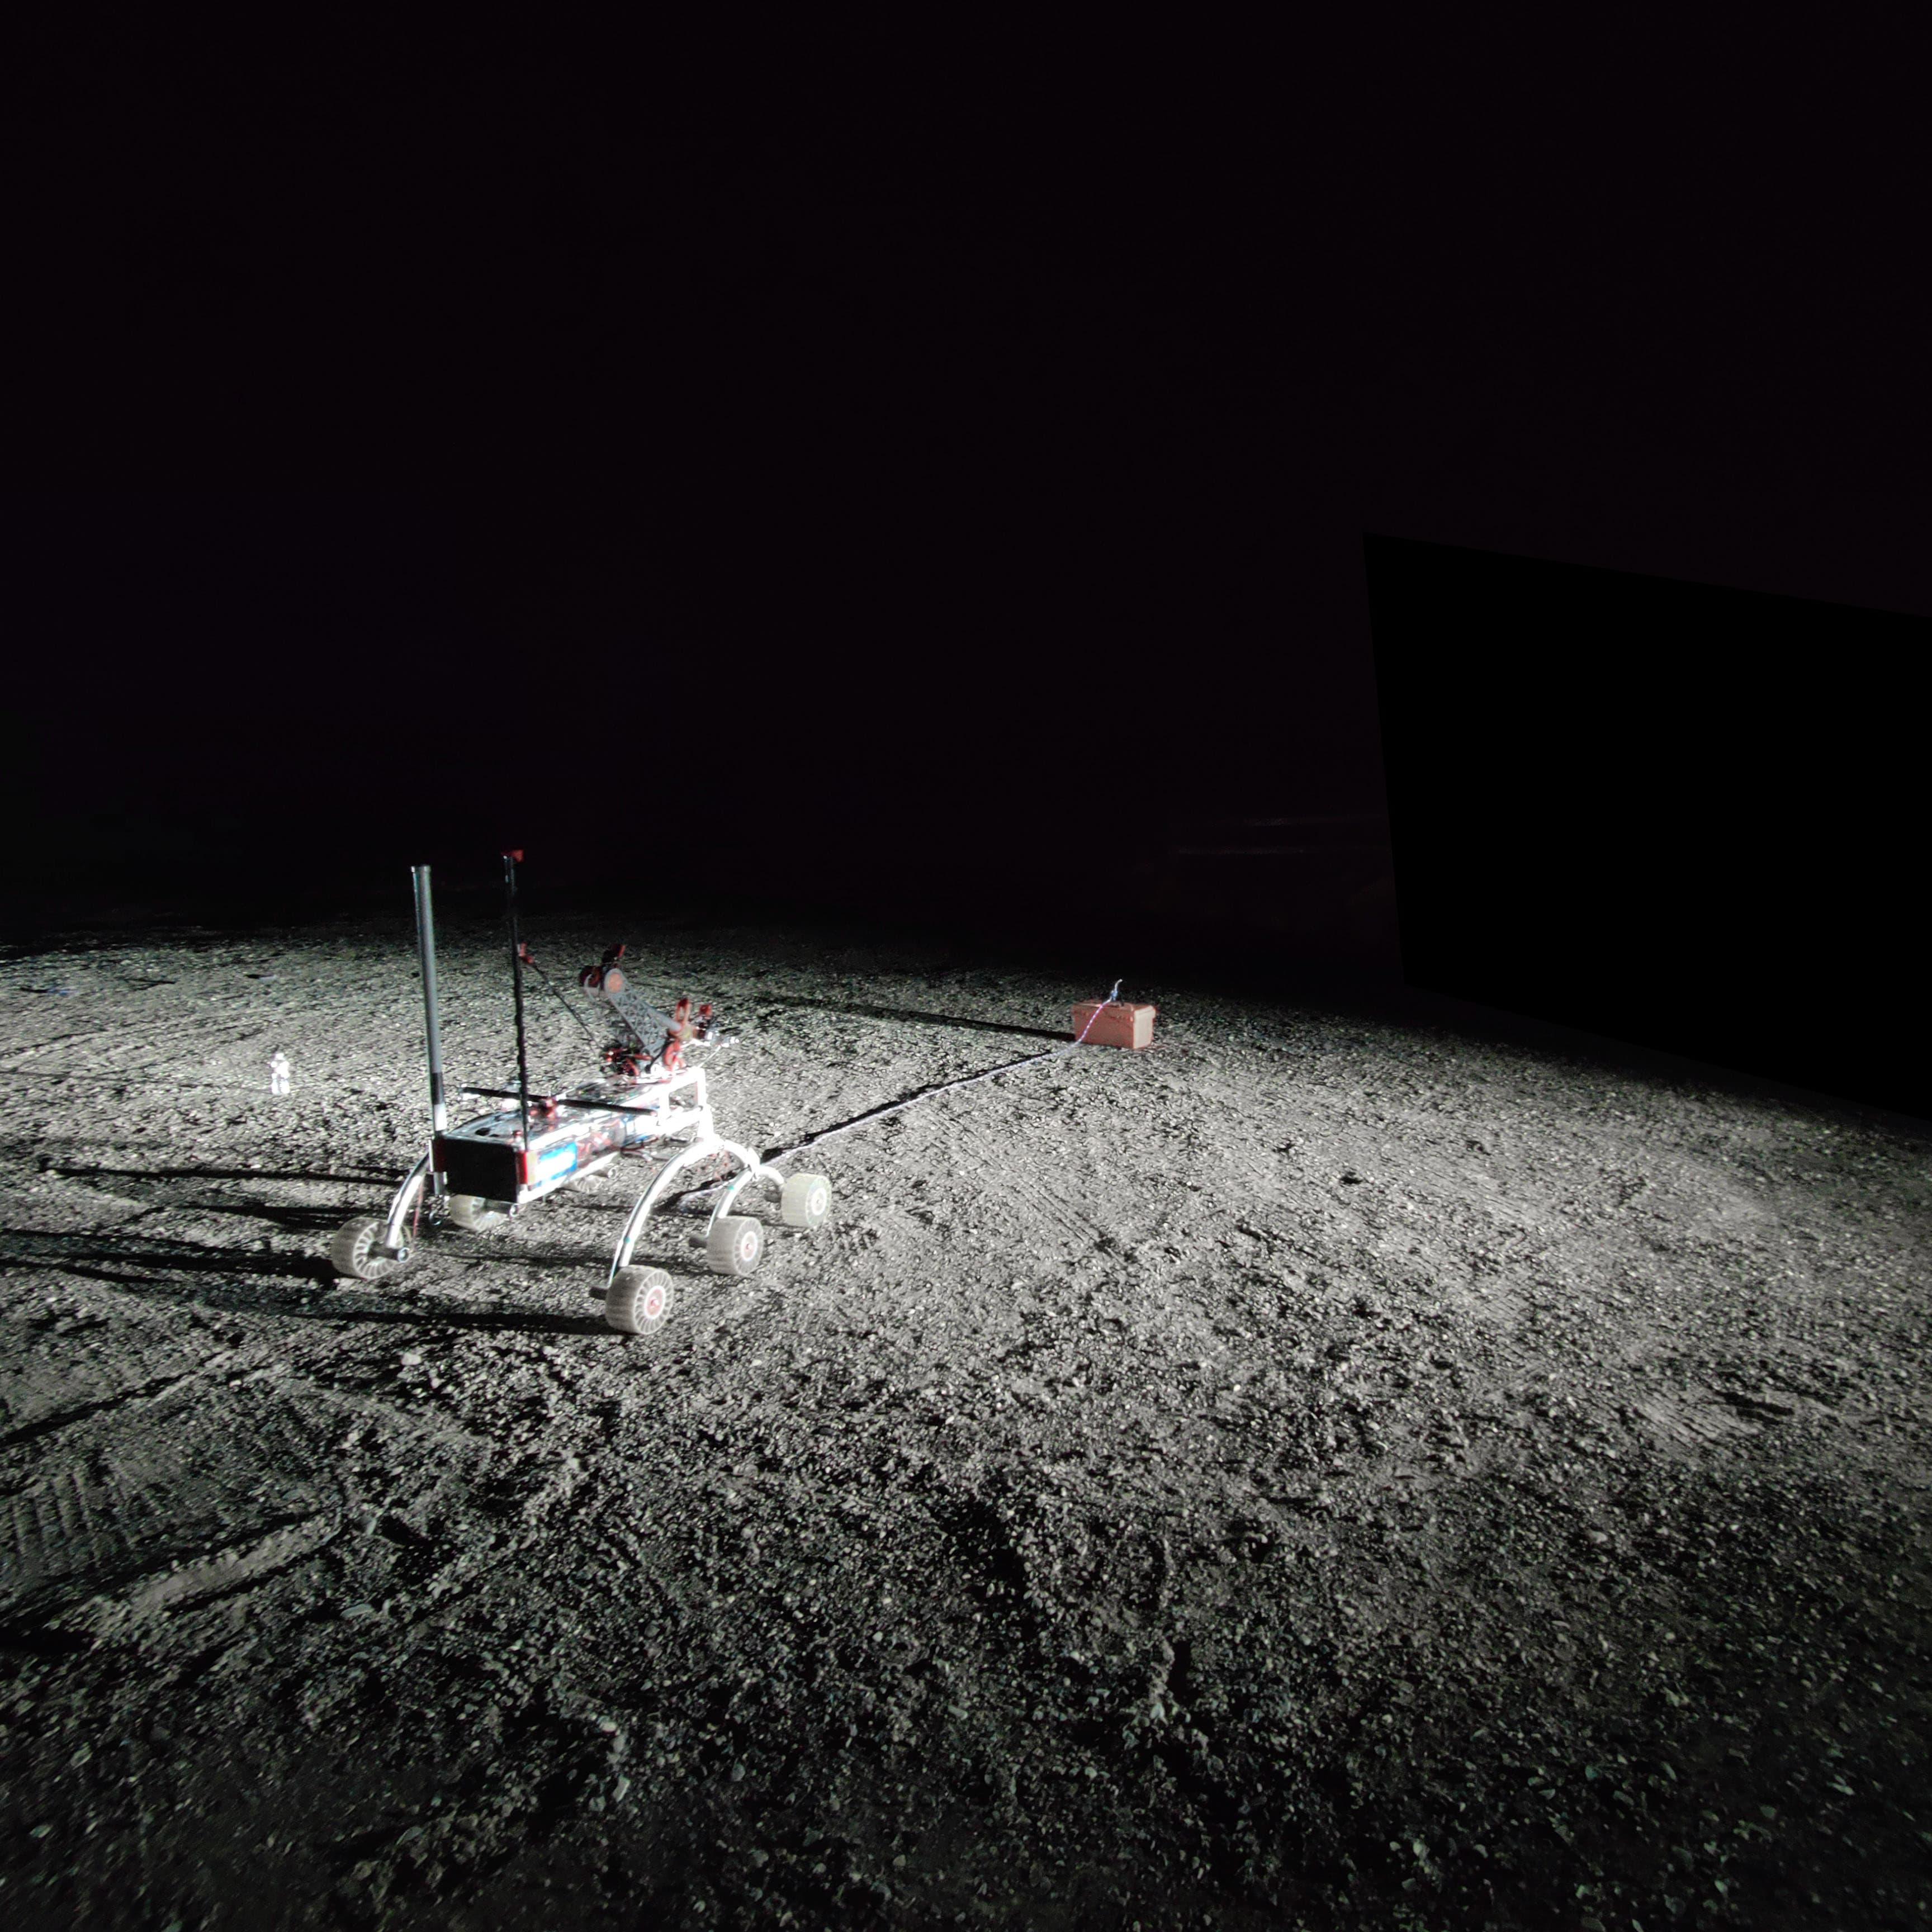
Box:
[412, 865, 449, 1196]
[605, 1135, 763, 1290]
[382, 1155, 432, 1252]
[705, 1142, 780, 1234]
[607, 1142, 720, 1289]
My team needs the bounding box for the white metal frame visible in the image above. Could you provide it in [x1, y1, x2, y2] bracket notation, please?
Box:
[369, 1061, 791, 1289]
[602, 1063, 788, 1290]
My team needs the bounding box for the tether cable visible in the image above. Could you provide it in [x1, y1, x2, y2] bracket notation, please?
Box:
[675, 976, 1129, 1202]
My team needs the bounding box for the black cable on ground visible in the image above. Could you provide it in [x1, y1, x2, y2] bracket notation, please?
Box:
[674, 1006, 1125, 1207]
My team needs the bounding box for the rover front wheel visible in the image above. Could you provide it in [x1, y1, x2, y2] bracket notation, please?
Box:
[605, 1266, 675, 1334]
[329, 1218, 410, 1282]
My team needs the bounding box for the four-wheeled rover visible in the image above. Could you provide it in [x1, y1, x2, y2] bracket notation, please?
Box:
[327, 856, 831, 1333]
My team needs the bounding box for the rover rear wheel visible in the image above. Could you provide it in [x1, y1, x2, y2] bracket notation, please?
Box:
[705, 1215, 764, 1276]
[445, 1194, 508, 1232]
[779, 1172, 832, 1230]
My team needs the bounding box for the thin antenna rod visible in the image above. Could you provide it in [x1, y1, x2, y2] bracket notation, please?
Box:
[411, 864, 448, 1197]
[504, 850, 532, 1150]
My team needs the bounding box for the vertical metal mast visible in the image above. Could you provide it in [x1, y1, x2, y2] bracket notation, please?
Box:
[411, 864, 448, 1198]
[504, 850, 532, 1150]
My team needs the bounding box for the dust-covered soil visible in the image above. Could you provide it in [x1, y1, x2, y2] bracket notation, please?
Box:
[2, 907, 1929, 1930]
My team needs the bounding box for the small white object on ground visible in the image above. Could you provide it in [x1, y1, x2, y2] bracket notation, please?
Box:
[268, 1050, 291, 1096]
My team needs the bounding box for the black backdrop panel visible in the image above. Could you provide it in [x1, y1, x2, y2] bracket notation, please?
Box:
[1366, 534, 1930, 1116]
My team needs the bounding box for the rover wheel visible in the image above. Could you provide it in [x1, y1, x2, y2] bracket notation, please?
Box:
[329, 1217, 410, 1282]
[705, 1214, 764, 1276]
[779, 1172, 832, 1230]
[444, 1193, 509, 1232]
[605, 1265, 675, 1335]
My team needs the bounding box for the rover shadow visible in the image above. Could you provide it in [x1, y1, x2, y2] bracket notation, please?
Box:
[0, 1228, 334, 1284]
[4, 1234, 626, 1337]
[5, 1258, 334, 1322]
[4, 1174, 782, 1332]
[41, 1180, 366, 1239]
[0, 1224, 602, 1294]
[55, 1161, 393, 1188]
[435, 1243, 622, 1271]
[287, 1301, 613, 1337]
[197, 1200, 353, 1238]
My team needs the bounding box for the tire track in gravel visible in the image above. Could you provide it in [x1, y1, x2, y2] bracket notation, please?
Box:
[0, 1360, 498, 1634]
[5, 1306, 273, 1459]
[1191, 1090, 1603, 1393]
[1, 1008, 271, 1077]
[1205, 1086, 1579, 1286]
[945, 1108, 1108, 1252]
[67, 1514, 341, 1635]
[3, 1461, 197, 1626]
[0, 1368, 203, 1450]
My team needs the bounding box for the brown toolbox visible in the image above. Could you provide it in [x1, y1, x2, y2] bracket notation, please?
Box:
[1071, 1000, 1157, 1049]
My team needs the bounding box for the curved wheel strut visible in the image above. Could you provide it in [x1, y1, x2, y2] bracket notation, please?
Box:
[606, 1136, 783, 1292]
[382, 1154, 433, 1251]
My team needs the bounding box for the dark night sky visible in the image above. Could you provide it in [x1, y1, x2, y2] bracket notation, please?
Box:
[6, 15, 1929, 929]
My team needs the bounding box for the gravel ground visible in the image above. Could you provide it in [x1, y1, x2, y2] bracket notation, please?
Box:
[2, 908, 1928, 1930]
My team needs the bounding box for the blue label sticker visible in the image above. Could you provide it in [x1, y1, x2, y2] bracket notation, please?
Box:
[536, 1143, 579, 1181]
